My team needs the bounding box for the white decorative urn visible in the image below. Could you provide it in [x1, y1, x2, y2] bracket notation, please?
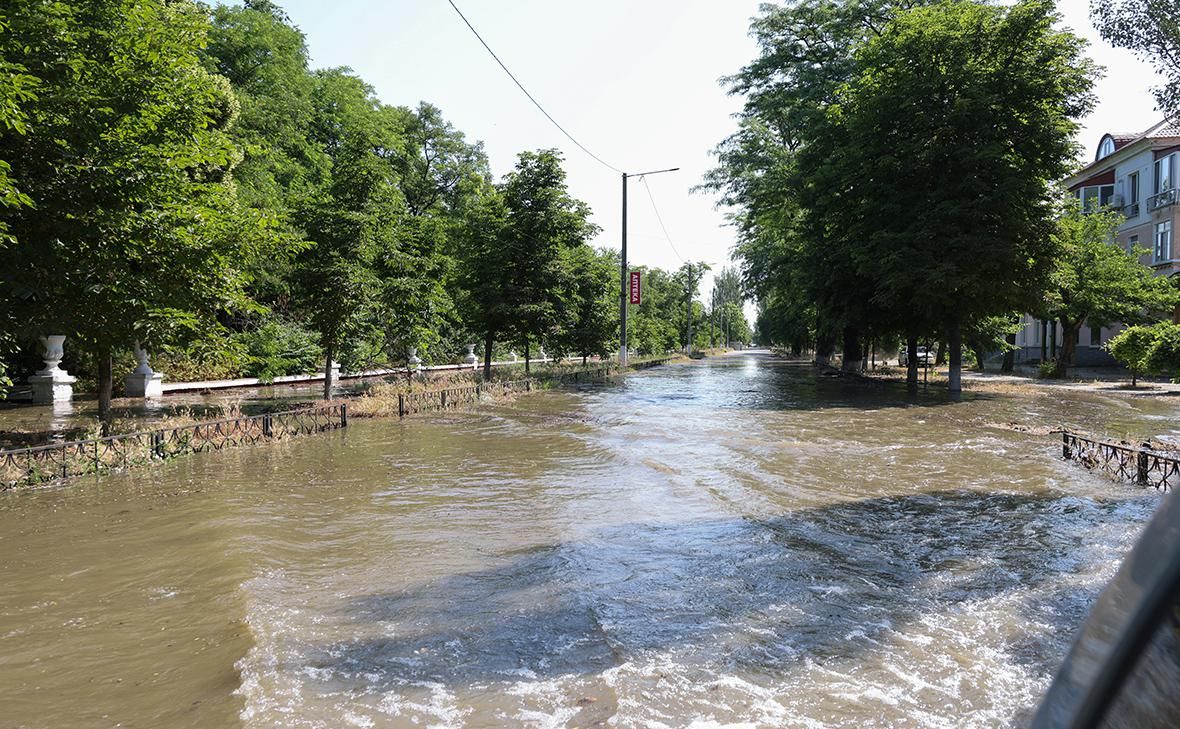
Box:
[407, 347, 421, 370]
[463, 344, 477, 367]
[29, 335, 77, 403]
[124, 342, 164, 398]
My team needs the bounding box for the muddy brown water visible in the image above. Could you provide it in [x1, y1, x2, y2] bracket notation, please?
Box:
[0, 352, 1174, 728]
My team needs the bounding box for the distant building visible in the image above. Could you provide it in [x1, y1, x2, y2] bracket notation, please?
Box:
[1014, 119, 1180, 365]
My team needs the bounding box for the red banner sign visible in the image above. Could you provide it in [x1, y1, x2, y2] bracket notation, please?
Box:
[629, 271, 641, 304]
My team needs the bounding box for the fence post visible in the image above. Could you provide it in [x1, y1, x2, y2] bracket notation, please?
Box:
[1138, 450, 1150, 486]
[262, 414, 273, 439]
[340, 403, 348, 428]
[398, 393, 406, 418]
[1062, 431, 1070, 460]
[61, 445, 68, 478]
[441, 390, 448, 409]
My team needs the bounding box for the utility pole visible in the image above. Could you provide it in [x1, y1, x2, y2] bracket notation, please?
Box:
[710, 288, 716, 349]
[619, 167, 679, 366]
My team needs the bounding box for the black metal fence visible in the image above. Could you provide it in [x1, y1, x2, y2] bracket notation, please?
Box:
[1, 403, 347, 490]
[0, 357, 675, 489]
[1062, 430, 1180, 492]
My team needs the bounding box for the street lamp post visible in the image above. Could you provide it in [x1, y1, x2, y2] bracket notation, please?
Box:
[619, 167, 678, 366]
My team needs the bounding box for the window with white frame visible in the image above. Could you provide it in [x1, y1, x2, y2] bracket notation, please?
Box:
[1078, 184, 1115, 211]
[1129, 171, 1140, 207]
[1099, 137, 1116, 159]
[1155, 154, 1175, 194]
[1155, 220, 1172, 262]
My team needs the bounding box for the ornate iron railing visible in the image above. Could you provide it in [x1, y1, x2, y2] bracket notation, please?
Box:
[0, 403, 347, 490]
[1061, 430, 1180, 492]
[1147, 188, 1178, 212]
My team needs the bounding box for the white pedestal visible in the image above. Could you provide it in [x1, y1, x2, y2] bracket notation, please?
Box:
[124, 372, 164, 398]
[29, 372, 76, 403]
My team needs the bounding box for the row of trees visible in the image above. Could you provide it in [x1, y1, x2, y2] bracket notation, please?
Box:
[707, 0, 1180, 391]
[0, 0, 739, 421]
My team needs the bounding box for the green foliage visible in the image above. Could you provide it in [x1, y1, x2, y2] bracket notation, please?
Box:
[1045, 203, 1179, 375]
[1143, 322, 1180, 382]
[1106, 324, 1161, 385]
[707, 0, 1097, 387]
[233, 317, 322, 381]
[1092, 0, 1180, 115]
[0, 0, 289, 416]
[556, 246, 617, 361]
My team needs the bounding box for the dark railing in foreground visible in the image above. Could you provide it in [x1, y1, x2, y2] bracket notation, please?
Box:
[1062, 430, 1180, 492]
[1, 403, 347, 490]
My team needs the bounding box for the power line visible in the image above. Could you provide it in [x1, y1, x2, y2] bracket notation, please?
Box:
[444, 0, 623, 174]
[641, 176, 684, 263]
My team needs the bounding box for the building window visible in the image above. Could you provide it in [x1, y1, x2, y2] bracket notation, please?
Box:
[1128, 234, 1139, 254]
[1156, 154, 1175, 194]
[1079, 184, 1116, 211]
[1155, 221, 1172, 262]
[1091, 325, 1102, 346]
[1130, 171, 1140, 204]
[1099, 136, 1116, 159]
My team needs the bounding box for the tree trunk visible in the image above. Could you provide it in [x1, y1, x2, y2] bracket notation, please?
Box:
[582, 353, 588, 365]
[906, 336, 919, 390]
[322, 344, 334, 401]
[840, 326, 860, 372]
[948, 323, 962, 395]
[1001, 332, 1016, 373]
[1132, 369, 1139, 387]
[97, 345, 113, 435]
[935, 340, 947, 366]
[483, 330, 494, 380]
[1053, 319, 1080, 379]
[971, 345, 987, 372]
[524, 339, 530, 375]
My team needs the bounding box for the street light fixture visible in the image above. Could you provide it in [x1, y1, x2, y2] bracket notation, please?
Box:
[619, 167, 679, 366]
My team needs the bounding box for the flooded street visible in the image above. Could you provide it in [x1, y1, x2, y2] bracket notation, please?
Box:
[0, 352, 1171, 728]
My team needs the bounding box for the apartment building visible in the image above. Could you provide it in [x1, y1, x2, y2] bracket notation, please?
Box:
[1013, 119, 1180, 365]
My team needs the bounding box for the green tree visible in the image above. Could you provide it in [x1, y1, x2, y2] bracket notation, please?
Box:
[556, 246, 617, 364]
[1044, 205, 1178, 377]
[1144, 322, 1180, 380]
[456, 184, 512, 378]
[820, 0, 1096, 391]
[499, 149, 598, 372]
[1107, 324, 1162, 386]
[1092, 0, 1180, 114]
[0, 0, 277, 422]
[291, 69, 400, 399]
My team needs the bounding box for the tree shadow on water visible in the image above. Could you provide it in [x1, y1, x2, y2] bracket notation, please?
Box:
[299, 490, 1137, 694]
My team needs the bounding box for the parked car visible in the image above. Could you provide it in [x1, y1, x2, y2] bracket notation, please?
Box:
[898, 346, 933, 367]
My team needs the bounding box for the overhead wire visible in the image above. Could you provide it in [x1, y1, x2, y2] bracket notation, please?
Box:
[640, 175, 685, 263]
[444, 0, 623, 175]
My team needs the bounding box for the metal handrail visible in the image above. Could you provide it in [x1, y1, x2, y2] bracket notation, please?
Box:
[1146, 187, 1178, 211]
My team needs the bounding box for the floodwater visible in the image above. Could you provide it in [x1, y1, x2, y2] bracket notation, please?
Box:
[0, 352, 1173, 728]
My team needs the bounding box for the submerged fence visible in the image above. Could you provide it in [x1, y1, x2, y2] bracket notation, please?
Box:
[1061, 430, 1180, 492]
[1, 403, 347, 490]
[393, 364, 622, 416]
[0, 357, 677, 490]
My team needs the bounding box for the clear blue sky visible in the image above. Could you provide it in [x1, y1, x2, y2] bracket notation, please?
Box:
[259, 0, 1160, 297]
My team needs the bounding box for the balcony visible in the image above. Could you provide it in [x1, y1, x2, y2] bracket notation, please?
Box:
[1123, 202, 1141, 218]
[1147, 188, 1178, 212]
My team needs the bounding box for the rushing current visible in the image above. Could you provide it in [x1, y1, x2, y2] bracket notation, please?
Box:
[0, 352, 1171, 728]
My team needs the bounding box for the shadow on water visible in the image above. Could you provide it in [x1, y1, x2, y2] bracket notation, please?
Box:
[307, 489, 1131, 691]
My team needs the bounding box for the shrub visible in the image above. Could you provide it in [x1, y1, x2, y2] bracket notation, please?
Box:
[1106, 325, 1160, 386]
